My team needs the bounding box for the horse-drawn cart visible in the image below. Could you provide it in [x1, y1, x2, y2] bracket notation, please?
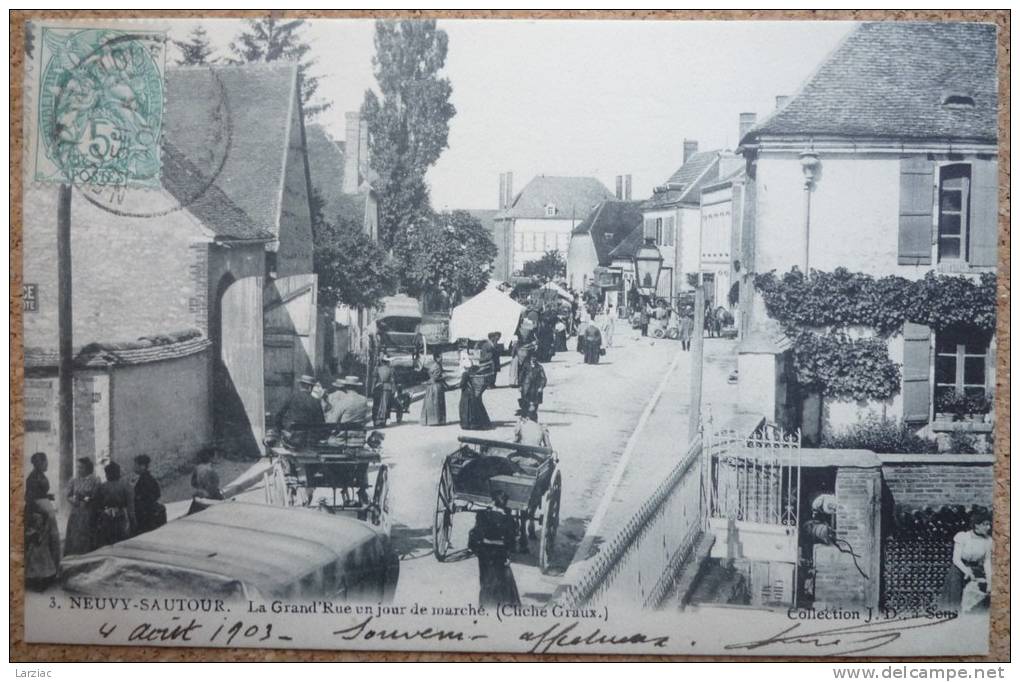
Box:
[264, 424, 391, 532]
[433, 436, 562, 573]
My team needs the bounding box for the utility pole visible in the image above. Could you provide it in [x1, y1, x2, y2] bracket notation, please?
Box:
[689, 277, 705, 440]
[57, 183, 74, 493]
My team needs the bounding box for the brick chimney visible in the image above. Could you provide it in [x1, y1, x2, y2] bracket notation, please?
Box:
[775, 95, 790, 110]
[615, 175, 623, 200]
[624, 174, 632, 200]
[505, 171, 513, 208]
[343, 111, 369, 194]
[499, 173, 506, 209]
[739, 113, 757, 142]
[683, 139, 699, 163]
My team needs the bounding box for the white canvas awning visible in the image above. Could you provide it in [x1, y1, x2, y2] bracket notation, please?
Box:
[541, 281, 572, 301]
[449, 287, 524, 341]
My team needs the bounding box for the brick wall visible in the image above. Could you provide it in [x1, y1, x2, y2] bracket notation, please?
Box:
[880, 455, 995, 510]
[814, 467, 882, 609]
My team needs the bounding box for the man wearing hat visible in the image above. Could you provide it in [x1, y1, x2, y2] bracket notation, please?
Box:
[274, 374, 325, 432]
[324, 376, 371, 426]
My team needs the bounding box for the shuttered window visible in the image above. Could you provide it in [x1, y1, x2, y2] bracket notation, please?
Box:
[898, 158, 935, 265]
[665, 216, 676, 246]
[901, 322, 933, 424]
[968, 158, 998, 267]
[937, 165, 970, 261]
[934, 326, 991, 410]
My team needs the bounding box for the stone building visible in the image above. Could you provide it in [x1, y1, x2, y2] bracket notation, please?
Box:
[566, 200, 644, 304]
[736, 22, 998, 442]
[23, 62, 319, 488]
[492, 174, 613, 279]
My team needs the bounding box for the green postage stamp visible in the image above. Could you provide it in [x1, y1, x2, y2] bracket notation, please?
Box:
[33, 27, 167, 187]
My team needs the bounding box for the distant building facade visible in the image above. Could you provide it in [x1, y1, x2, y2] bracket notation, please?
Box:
[492, 175, 613, 279]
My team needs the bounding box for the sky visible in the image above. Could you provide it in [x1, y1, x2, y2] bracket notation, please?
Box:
[175, 19, 857, 210]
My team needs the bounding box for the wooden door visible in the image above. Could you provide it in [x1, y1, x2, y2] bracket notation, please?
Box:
[264, 274, 318, 417]
[218, 276, 266, 456]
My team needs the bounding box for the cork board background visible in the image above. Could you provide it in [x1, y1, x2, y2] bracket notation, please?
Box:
[8, 8, 1010, 663]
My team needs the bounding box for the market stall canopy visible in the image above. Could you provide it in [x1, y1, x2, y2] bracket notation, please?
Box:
[378, 294, 422, 320]
[449, 287, 525, 341]
[541, 281, 573, 301]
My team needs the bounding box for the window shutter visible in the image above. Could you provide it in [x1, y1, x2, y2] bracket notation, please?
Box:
[968, 158, 998, 267]
[898, 158, 934, 265]
[666, 217, 675, 246]
[902, 322, 932, 424]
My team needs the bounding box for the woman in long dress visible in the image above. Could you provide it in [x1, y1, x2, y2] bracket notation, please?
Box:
[583, 324, 603, 364]
[941, 508, 993, 612]
[420, 351, 448, 426]
[468, 504, 521, 608]
[25, 452, 61, 590]
[459, 366, 492, 430]
[97, 462, 136, 548]
[64, 457, 100, 556]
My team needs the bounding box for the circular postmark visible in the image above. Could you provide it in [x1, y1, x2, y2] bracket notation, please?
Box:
[37, 27, 234, 220]
[39, 29, 165, 188]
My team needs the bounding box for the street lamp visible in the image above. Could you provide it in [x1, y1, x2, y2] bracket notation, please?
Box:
[634, 238, 664, 298]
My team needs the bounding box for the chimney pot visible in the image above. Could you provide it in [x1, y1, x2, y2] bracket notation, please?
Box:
[624, 174, 632, 201]
[505, 172, 513, 208]
[683, 139, 699, 163]
[499, 173, 506, 210]
[738, 113, 757, 142]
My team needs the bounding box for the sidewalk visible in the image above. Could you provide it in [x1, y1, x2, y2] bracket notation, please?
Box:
[560, 336, 760, 571]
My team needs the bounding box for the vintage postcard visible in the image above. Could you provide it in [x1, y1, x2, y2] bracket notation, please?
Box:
[17, 15, 1003, 657]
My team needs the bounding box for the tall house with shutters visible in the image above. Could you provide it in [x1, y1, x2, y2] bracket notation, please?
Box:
[736, 21, 998, 439]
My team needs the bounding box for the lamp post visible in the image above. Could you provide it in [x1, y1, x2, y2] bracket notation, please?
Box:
[799, 150, 821, 273]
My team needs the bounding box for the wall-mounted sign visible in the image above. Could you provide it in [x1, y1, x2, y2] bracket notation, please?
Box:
[22, 284, 38, 312]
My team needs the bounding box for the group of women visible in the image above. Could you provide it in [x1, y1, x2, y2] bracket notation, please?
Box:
[25, 451, 165, 590]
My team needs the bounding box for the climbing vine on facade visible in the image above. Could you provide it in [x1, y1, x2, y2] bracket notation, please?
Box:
[753, 268, 997, 402]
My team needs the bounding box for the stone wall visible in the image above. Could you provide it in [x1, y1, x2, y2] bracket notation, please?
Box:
[879, 454, 996, 510]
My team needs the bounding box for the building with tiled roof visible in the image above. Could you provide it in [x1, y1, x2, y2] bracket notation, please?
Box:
[491, 175, 613, 279]
[640, 141, 723, 303]
[735, 21, 999, 447]
[566, 200, 643, 293]
[22, 61, 319, 486]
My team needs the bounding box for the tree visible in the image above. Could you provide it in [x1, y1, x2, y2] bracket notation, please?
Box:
[311, 189, 395, 310]
[229, 18, 330, 118]
[362, 20, 456, 249]
[173, 26, 214, 66]
[521, 250, 567, 283]
[395, 210, 496, 301]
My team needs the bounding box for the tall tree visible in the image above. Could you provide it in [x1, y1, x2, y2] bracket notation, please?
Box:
[229, 18, 330, 118]
[173, 26, 214, 66]
[310, 189, 395, 310]
[362, 20, 456, 249]
[396, 210, 496, 301]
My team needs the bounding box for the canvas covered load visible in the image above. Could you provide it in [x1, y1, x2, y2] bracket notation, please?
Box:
[60, 501, 396, 600]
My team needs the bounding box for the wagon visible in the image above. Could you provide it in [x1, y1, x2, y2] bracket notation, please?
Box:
[432, 436, 562, 573]
[263, 423, 391, 533]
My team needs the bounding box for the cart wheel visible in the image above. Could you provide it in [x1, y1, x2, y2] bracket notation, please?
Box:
[371, 465, 390, 527]
[432, 462, 454, 561]
[652, 327, 666, 339]
[539, 471, 562, 574]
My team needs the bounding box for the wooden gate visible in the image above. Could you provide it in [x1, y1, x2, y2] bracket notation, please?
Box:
[263, 274, 318, 418]
[217, 276, 266, 457]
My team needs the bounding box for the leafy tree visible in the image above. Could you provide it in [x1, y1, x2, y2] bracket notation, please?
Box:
[173, 26, 214, 66]
[311, 189, 395, 310]
[521, 250, 566, 283]
[362, 20, 456, 248]
[229, 18, 330, 118]
[395, 210, 496, 301]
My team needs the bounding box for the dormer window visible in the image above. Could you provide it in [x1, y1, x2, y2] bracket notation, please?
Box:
[545, 204, 557, 217]
[942, 93, 976, 109]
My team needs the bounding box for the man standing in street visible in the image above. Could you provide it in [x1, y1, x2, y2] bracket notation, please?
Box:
[679, 310, 694, 351]
[324, 376, 371, 426]
[275, 374, 325, 432]
[519, 355, 547, 417]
